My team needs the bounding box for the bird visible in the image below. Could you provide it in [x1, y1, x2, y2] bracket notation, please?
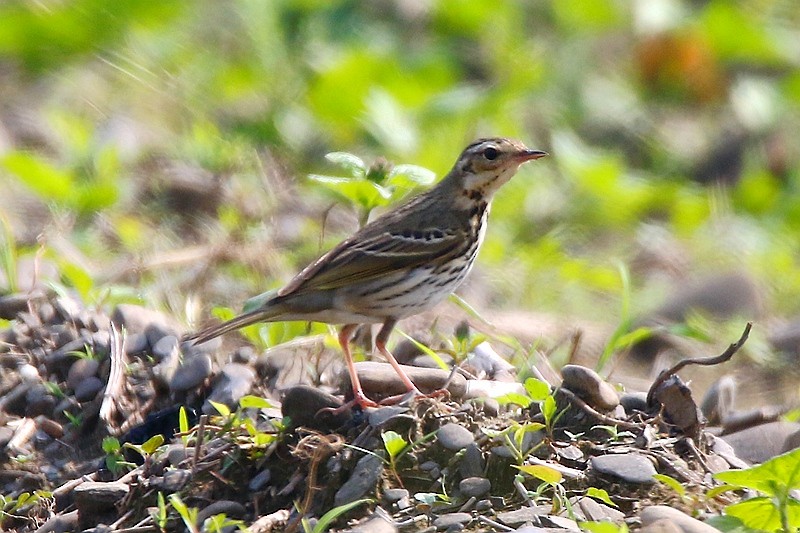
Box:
[188, 138, 547, 408]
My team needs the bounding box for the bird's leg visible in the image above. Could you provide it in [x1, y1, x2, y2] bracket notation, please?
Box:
[375, 319, 424, 396]
[339, 323, 379, 409]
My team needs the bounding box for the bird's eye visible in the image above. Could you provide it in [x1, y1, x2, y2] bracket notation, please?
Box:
[482, 147, 499, 160]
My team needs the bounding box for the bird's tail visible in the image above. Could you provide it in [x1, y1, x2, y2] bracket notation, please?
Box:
[186, 307, 279, 345]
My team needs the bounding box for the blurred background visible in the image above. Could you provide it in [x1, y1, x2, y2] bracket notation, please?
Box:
[0, 0, 799, 400]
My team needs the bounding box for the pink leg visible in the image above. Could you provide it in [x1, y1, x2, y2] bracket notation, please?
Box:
[376, 319, 421, 394]
[339, 324, 378, 409]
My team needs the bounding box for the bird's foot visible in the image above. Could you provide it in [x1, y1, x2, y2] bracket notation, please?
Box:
[379, 387, 450, 406]
[318, 390, 379, 417]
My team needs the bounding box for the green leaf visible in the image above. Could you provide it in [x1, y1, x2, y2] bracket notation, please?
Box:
[313, 498, 372, 533]
[388, 164, 436, 186]
[141, 434, 165, 455]
[239, 395, 273, 409]
[586, 487, 617, 507]
[542, 394, 557, 424]
[2, 151, 74, 202]
[715, 446, 800, 495]
[382, 431, 408, 460]
[578, 522, 628, 533]
[308, 174, 392, 210]
[524, 377, 551, 401]
[495, 392, 533, 408]
[514, 464, 563, 485]
[179, 406, 189, 434]
[653, 474, 686, 497]
[102, 437, 121, 454]
[209, 401, 231, 417]
[325, 151, 366, 176]
[723, 497, 800, 531]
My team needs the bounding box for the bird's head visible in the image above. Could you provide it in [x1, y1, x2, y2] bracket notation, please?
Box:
[451, 138, 547, 199]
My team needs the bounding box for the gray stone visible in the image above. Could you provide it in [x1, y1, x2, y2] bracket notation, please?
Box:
[619, 391, 649, 414]
[590, 453, 656, 485]
[575, 496, 624, 522]
[369, 406, 412, 429]
[152, 335, 179, 361]
[196, 500, 246, 524]
[495, 506, 550, 527]
[25, 384, 56, 417]
[561, 364, 619, 411]
[383, 488, 409, 504]
[459, 477, 490, 497]
[354, 361, 467, 399]
[640, 505, 720, 532]
[249, 469, 271, 491]
[170, 354, 213, 392]
[437, 423, 474, 451]
[124, 332, 148, 355]
[74, 481, 130, 512]
[202, 363, 255, 414]
[111, 304, 178, 335]
[67, 358, 100, 390]
[720, 421, 800, 463]
[459, 443, 485, 478]
[433, 512, 471, 530]
[34, 509, 79, 533]
[150, 469, 191, 492]
[344, 513, 398, 533]
[335, 453, 384, 507]
[281, 384, 348, 432]
[74, 376, 105, 402]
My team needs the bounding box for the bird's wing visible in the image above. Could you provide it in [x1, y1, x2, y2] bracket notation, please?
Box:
[277, 227, 464, 296]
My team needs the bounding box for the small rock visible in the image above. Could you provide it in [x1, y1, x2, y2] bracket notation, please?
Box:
[38, 418, 64, 439]
[465, 341, 515, 378]
[475, 499, 492, 512]
[281, 385, 348, 432]
[495, 506, 550, 527]
[720, 421, 800, 463]
[152, 335, 179, 361]
[575, 496, 624, 522]
[74, 481, 130, 513]
[0, 293, 34, 320]
[151, 469, 191, 492]
[433, 512, 471, 530]
[25, 384, 56, 417]
[459, 477, 490, 497]
[334, 453, 384, 507]
[249, 469, 271, 491]
[481, 398, 500, 417]
[619, 391, 649, 414]
[18, 363, 40, 383]
[344, 513, 398, 533]
[463, 380, 526, 400]
[459, 443, 485, 479]
[35, 510, 80, 533]
[0, 427, 14, 447]
[354, 361, 467, 399]
[124, 332, 149, 355]
[111, 304, 179, 336]
[74, 376, 105, 402]
[383, 488, 409, 504]
[590, 453, 656, 485]
[640, 505, 720, 532]
[170, 354, 213, 392]
[368, 406, 414, 431]
[196, 500, 246, 525]
[700, 375, 736, 426]
[437, 423, 474, 451]
[561, 364, 619, 411]
[67, 358, 100, 390]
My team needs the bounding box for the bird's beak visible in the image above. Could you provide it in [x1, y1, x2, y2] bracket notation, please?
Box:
[515, 149, 548, 162]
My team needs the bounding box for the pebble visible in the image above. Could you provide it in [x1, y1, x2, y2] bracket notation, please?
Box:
[74, 481, 130, 513]
[196, 500, 246, 524]
[383, 488, 409, 504]
[0, 426, 13, 447]
[0, 292, 34, 320]
[700, 375, 736, 426]
[459, 443, 485, 478]
[18, 363, 40, 383]
[368, 406, 414, 431]
[25, 384, 56, 417]
[640, 505, 720, 532]
[281, 384, 349, 432]
[38, 417, 64, 439]
[124, 332, 148, 355]
[459, 477, 490, 497]
[67, 358, 100, 390]
[75, 376, 105, 402]
[437, 423, 475, 451]
[35, 510, 80, 533]
[334, 453, 384, 507]
[575, 496, 624, 522]
[475, 499, 492, 512]
[249, 469, 271, 491]
[152, 335, 179, 362]
[495, 506, 550, 527]
[202, 363, 255, 414]
[170, 354, 213, 392]
[111, 304, 177, 336]
[590, 453, 656, 485]
[463, 380, 526, 400]
[354, 361, 467, 399]
[344, 513, 398, 533]
[619, 391, 649, 414]
[561, 364, 619, 411]
[150, 469, 191, 492]
[720, 421, 800, 464]
[433, 512, 471, 530]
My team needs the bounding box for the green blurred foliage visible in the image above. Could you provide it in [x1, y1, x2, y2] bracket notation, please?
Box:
[0, 0, 798, 321]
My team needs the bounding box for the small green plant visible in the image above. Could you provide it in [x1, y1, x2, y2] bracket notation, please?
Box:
[152, 492, 168, 532]
[202, 513, 246, 533]
[381, 430, 409, 483]
[0, 490, 51, 524]
[308, 151, 435, 226]
[169, 494, 199, 533]
[711, 446, 800, 532]
[301, 498, 372, 533]
[102, 437, 136, 475]
[123, 434, 165, 468]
